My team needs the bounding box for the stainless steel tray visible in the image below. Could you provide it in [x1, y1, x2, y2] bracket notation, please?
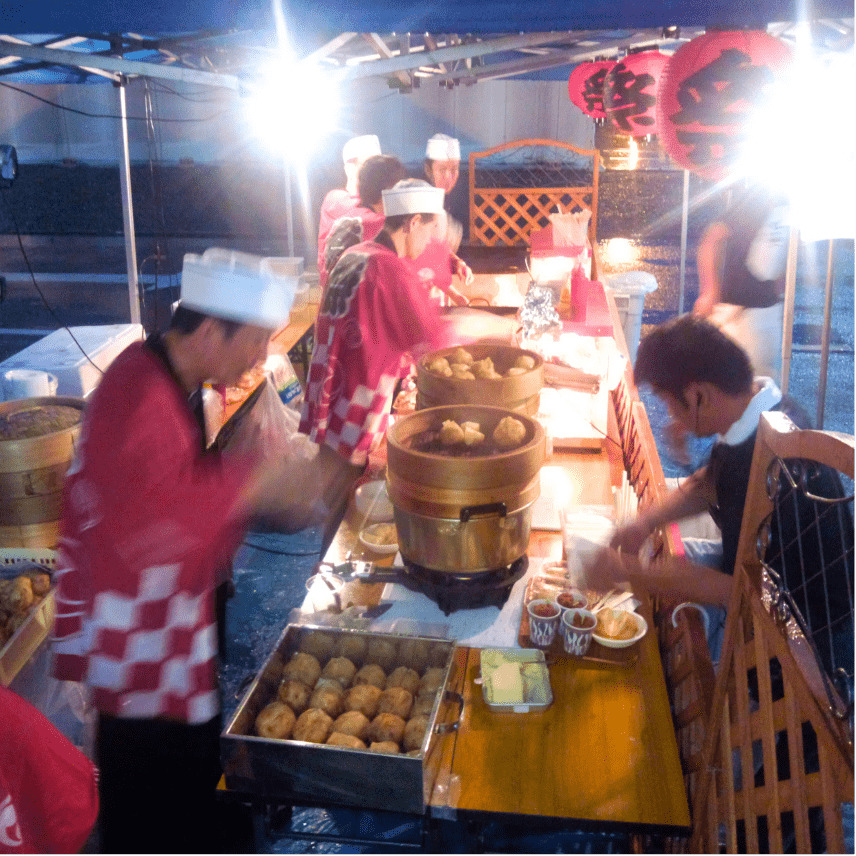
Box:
[221, 624, 458, 814]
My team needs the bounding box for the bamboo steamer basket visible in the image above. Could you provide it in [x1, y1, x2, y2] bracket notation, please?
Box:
[0, 397, 85, 547]
[386, 405, 545, 573]
[415, 343, 544, 415]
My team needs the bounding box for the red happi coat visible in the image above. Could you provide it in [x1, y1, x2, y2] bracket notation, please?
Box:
[299, 234, 447, 465]
[0, 687, 99, 854]
[51, 341, 252, 723]
[317, 188, 359, 271]
[319, 205, 385, 296]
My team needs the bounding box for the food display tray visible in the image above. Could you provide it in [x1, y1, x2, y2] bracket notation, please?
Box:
[221, 624, 458, 815]
[479, 647, 553, 713]
[0, 548, 58, 686]
[518, 574, 638, 667]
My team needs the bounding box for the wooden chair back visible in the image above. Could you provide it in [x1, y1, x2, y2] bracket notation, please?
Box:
[468, 138, 599, 247]
[691, 411, 854, 853]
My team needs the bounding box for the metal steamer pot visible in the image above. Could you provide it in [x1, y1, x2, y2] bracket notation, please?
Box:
[386, 405, 545, 574]
[415, 343, 544, 415]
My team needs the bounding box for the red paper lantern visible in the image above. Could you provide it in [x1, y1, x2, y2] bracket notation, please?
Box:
[603, 51, 671, 137]
[568, 61, 616, 120]
[657, 30, 792, 180]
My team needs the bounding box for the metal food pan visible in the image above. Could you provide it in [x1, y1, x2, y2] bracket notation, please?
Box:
[221, 624, 458, 814]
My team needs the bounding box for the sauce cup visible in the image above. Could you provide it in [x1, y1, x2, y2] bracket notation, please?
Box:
[561, 607, 597, 657]
[526, 598, 561, 648]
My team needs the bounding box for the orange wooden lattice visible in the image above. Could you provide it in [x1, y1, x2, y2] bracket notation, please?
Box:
[468, 138, 599, 247]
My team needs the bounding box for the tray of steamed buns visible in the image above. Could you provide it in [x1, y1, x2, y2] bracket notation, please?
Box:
[221, 624, 458, 814]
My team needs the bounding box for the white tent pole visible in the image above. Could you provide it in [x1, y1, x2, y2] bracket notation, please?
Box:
[780, 226, 799, 396]
[118, 80, 141, 326]
[678, 169, 689, 315]
[284, 158, 295, 258]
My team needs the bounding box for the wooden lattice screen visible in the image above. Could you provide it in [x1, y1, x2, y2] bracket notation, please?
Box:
[691, 412, 854, 853]
[468, 138, 599, 247]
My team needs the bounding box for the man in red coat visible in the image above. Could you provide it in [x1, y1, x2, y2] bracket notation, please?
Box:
[301, 179, 517, 550]
[52, 250, 328, 852]
[317, 134, 382, 275]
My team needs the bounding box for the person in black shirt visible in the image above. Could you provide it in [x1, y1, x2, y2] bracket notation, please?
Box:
[589, 316, 853, 676]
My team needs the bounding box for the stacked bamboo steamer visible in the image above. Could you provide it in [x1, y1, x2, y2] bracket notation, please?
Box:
[415, 343, 544, 415]
[0, 397, 84, 548]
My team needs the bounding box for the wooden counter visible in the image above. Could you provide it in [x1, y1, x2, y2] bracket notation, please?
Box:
[315, 289, 691, 835]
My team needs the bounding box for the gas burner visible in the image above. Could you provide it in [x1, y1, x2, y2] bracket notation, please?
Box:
[349, 556, 528, 616]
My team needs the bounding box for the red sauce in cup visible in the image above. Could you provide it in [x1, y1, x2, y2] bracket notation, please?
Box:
[571, 612, 595, 629]
[557, 592, 586, 610]
[531, 603, 558, 618]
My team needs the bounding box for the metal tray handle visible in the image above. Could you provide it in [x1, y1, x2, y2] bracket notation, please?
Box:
[434, 689, 464, 734]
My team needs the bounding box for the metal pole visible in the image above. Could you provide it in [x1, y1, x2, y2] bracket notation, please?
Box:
[780, 226, 799, 396]
[284, 158, 295, 258]
[117, 81, 141, 326]
[678, 169, 690, 315]
[816, 239, 835, 429]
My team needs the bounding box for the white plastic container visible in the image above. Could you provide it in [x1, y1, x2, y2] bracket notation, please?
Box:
[604, 271, 658, 363]
[0, 324, 144, 398]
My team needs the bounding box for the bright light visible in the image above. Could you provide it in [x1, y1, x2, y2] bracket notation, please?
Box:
[736, 46, 855, 240]
[243, 55, 341, 162]
[627, 137, 639, 170]
[601, 238, 639, 269]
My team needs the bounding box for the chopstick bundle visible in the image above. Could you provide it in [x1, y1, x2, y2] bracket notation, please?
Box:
[612, 472, 638, 526]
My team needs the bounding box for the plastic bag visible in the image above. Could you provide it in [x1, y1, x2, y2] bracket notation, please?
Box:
[217, 378, 330, 530]
[217, 376, 323, 470]
[548, 206, 591, 247]
[263, 352, 304, 410]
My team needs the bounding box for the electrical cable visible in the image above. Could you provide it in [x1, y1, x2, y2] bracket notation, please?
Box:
[0, 187, 106, 377]
[241, 538, 322, 557]
[0, 80, 230, 123]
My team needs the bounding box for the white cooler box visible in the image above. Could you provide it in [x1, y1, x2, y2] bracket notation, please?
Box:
[0, 324, 144, 399]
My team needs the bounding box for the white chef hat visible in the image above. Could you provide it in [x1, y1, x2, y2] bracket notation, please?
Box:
[180, 249, 296, 329]
[342, 134, 382, 164]
[425, 133, 461, 161]
[382, 179, 445, 217]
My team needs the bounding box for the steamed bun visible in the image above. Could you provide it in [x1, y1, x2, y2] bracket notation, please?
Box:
[450, 347, 474, 365]
[493, 415, 527, 449]
[440, 419, 465, 446]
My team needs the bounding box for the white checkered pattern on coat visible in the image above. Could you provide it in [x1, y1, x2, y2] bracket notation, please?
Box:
[85, 563, 219, 723]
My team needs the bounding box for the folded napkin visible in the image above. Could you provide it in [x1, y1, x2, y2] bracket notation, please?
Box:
[369, 557, 556, 647]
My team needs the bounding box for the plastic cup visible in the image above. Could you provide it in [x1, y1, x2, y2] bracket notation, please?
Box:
[561, 608, 597, 657]
[556, 588, 588, 617]
[303, 572, 344, 613]
[526, 598, 561, 648]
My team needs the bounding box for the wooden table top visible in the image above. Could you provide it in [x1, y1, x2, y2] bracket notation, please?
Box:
[322, 434, 690, 834]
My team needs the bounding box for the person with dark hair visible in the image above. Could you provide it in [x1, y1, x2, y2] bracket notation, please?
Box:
[317, 134, 382, 276]
[413, 133, 471, 307]
[51, 252, 331, 853]
[300, 179, 517, 551]
[320, 154, 406, 296]
[694, 181, 790, 384]
[589, 316, 852, 669]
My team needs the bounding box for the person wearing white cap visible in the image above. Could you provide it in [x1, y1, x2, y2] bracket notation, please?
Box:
[415, 133, 472, 308]
[319, 154, 406, 298]
[51, 250, 332, 853]
[300, 179, 517, 551]
[317, 134, 382, 275]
